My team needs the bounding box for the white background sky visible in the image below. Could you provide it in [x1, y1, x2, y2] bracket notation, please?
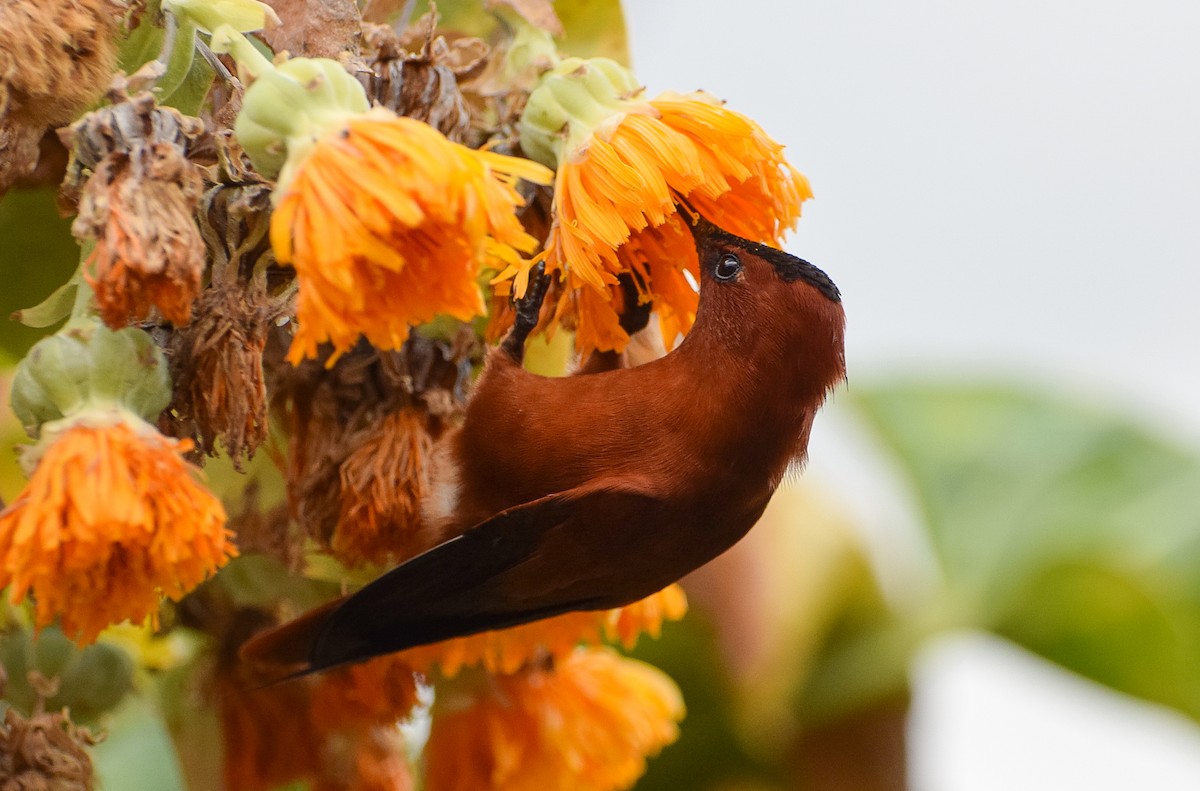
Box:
[626, 2, 1200, 788]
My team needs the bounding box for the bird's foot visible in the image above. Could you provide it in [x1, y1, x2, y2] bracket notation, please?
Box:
[617, 271, 652, 336]
[501, 261, 550, 362]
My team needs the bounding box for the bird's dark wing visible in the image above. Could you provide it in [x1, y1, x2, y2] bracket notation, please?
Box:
[240, 478, 664, 676]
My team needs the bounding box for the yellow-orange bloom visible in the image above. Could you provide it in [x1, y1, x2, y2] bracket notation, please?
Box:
[217, 653, 417, 791]
[312, 655, 421, 732]
[425, 648, 685, 791]
[0, 416, 233, 644]
[502, 91, 810, 354]
[402, 584, 687, 678]
[270, 109, 552, 364]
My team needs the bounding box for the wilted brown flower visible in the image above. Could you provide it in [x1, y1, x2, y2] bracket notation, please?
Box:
[359, 13, 489, 144]
[63, 92, 206, 328]
[0, 703, 99, 791]
[0, 0, 123, 193]
[335, 408, 443, 566]
[168, 141, 285, 468]
[269, 329, 477, 567]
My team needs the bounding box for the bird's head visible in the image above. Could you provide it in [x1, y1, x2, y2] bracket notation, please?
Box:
[688, 215, 846, 399]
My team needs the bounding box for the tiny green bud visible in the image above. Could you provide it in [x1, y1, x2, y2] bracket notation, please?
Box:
[519, 56, 645, 169]
[10, 323, 171, 438]
[212, 26, 370, 185]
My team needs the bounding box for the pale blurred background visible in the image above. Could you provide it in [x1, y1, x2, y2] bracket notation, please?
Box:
[626, 1, 1200, 789]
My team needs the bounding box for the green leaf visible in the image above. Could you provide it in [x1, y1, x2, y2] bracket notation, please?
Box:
[852, 381, 1200, 719]
[155, 19, 199, 103]
[1000, 560, 1200, 717]
[119, 1, 168, 74]
[160, 38, 216, 115]
[11, 271, 81, 329]
[852, 383, 1195, 610]
[0, 189, 82, 365]
[93, 695, 188, 791]
[631, 613, 772, 791]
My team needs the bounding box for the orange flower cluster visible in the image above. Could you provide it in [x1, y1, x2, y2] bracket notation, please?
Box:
[219, 654, 419, 791]
[271, 109, 552, 364]
[402, 584, 687, 679]
[0, 419, 233, 644]
[501, 91, 810, 353]
[425, 648, 685, 791]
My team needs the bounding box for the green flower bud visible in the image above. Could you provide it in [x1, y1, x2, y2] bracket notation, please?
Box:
[0, 627, 134, 724]
[58, 641, 135, 722]
[519, 56, 644, 169]
[10, 323, 171, 438]
[211, 26, 370, 185]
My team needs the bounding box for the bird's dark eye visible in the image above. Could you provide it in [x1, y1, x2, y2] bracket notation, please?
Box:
[715, 253, 742, 281]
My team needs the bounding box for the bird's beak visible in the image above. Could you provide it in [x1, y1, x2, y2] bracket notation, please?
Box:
[684, 210, 718, 243]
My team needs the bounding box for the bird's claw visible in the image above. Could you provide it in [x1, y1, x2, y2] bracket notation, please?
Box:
[501, 262, 550, 362]
[616, 271, 652, 336]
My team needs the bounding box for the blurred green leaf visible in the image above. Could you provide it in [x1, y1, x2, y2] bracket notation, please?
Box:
[93, 694, 188, 791]
[120, 1, 167, 74]
[160, 45, 216, 116]
[156, 20, 199, 105]
[853, 381, 1200, 719]
[411, 0, 630, 64]
[11, 271, 80, 329]
[632, 614, 773, 791]
[0, 189, 80, 364]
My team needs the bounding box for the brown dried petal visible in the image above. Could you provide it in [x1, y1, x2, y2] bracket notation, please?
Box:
[269, 333, 477, 560]
[74, 145, 205, 327]
[335, 408, 438, 566]
[0, 0, 123, 194]
[66, 96, 206, 328]
[169, 283, 272, 465]
[0, 708, 97, 791]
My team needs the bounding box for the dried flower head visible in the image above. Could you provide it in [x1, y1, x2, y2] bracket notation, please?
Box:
[0, 704, 99, 791]
[167, 148, 283, 467]
[64, 93, 207, 328]
[359, 14, 489, 144]
[425, 648, 684, 791]
[269, 332, 476, 566]
[0, 0, 123, 193]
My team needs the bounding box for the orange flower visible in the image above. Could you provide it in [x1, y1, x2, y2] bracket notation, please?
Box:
[218, 671, 323, 791]
[314, 727, 415, 791]
[505, 81, 811, 354]
[217, 642, 417, 790]
[0, 415, 234, 644]
[270, 109, 552, 364]
[402, 584, 687, 678]
[312, 655, 421, 733]
[425, 648, 685, 791]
